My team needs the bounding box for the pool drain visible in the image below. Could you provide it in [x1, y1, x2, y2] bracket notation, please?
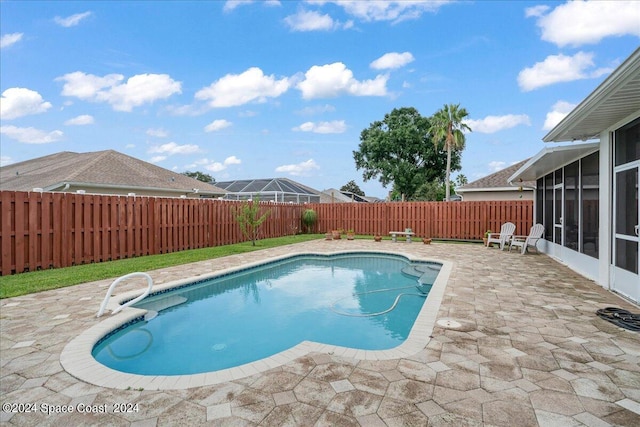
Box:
[212, 343, 227, 351]
[437, 319, 462, 329]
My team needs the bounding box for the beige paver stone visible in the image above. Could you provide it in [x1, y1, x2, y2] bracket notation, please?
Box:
[442, 397, 483, 422]
[425, 411, 483, 426]
[571, 377, 625, 402]
[534, 410, 584, 426]
[355, 413, 386, 427]
[206, 402, 231, 420]
[264, 401, 323, 426]
[348, 368, 388, 396]
[247, 371, 303, 393]
[380, 369, 404, 382]
[314, 409, 358, 426]
[293, 378, 336, 407]
[435, 367, 480, 391]
[272, 390, 297, 406]
[530, 388, 585, 415]
[415, 399, 445, 417]
[386, 378, 433, 403]
[326, 389, 381, 417]
[383, 410, 430, 427]
[130, 417, 158, 427]
[157, 400, 205, 425]
[376, 396, 416, 419]
[483, 399, 537, 427]
[573, 411, 613, 427]
[396, 359, 437, 382]
[602, 408, 640, 426]
[307, 362, 353, 382]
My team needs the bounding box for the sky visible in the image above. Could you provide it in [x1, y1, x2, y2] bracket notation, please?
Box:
[1, 1, 639, 199]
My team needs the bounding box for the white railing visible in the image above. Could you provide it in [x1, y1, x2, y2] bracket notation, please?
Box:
[96, 272, 153, 317]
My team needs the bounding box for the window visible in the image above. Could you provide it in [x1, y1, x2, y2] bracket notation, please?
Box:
[614, 118, 640, 166]
[544, 173, 553, 241]
[536, 177, 544, 226]
[564, 161, 579, 250]
[581, 152, 599, 258]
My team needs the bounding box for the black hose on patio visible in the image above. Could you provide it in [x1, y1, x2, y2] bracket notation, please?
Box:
[596, 307, 640, 332]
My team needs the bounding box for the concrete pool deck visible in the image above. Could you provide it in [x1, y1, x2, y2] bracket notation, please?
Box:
[2, 239, 640, 426]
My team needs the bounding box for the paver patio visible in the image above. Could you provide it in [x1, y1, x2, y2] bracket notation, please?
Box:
[1, 240, 639, 426]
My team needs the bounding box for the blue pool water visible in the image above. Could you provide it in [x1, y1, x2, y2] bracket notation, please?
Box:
[92, 253, 441, 375]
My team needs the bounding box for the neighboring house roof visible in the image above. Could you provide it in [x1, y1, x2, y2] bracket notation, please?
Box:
[458, 159, 535, 193]
[320, 188, 370, 203]
[0, 150, 227, 196]
[544, 47, 640, 143]
[215, 178, 320, 197]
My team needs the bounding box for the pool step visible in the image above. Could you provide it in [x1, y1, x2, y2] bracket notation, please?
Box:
[138, 295, 187, 313]
[402, 263, 441, 286]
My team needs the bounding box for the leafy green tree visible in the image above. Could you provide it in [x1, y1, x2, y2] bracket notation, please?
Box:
[413, 180, 445, 201]
[182, 171, 215, 184]
[340, 180, 365, 196]
[353, 107, 459, 200]
[429, 104, 471, 201]
[233, 198, 270, 246]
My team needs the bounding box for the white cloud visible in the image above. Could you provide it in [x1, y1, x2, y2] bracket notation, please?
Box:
[64, 114, 94, 125]
[293, 120, 346, 134]
[284, 10, 352, 31]
[530, 1, 640, 47]
[203, 156, 242, 172]
[146, 128, 169, 138]
[1, 32, 23, 48]
[275, 159, 320, 176]
[543, 100, 577, 131]
[488, 161, 506, 173]
[464, 114, 531, 134]
[149, 156, 167, 163]
[331, 0, 452, 24]
[297, 62, 388, 99]
[54, 11, 92, 28]
[524, 5, 549, 18]
[517, 52, 610, 91]
[148, 142, 200, 155]
[223, 0, 280, 12]
[297, 104, 336, 115]
[57, 71, 182, 111]
[204, 119, 233, 132]
[370, 52, 414, 70]
[1, 156, 13, 167]
[0, 88, 52, 120]
[195, 67, 289, 108]
[0, 125, 63, 144]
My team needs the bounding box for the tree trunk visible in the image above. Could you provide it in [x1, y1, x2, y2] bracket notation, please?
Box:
[445, 143, 452, 201]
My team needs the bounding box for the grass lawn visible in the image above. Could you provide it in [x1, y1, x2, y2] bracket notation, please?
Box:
[0, 234, 324, 299]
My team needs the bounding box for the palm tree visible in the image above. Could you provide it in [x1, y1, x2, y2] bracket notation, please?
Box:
[429, 104, 471, 201]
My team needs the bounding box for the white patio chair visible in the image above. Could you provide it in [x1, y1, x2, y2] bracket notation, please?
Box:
[486, 222, 516, 250]
[509, 223, 544, 254]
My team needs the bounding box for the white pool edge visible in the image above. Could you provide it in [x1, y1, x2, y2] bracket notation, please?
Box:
[60, 250, 452, 390]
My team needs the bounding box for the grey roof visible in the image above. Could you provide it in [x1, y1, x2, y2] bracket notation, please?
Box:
[319, 188, 370, 203]
[458, 159, 535, 192]
[0, 150, 227, 195]
[215, 178, 320, 196]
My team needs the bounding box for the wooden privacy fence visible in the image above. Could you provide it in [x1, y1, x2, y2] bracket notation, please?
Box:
[0, 191, 303, 276]
[0, 191, 533, 275]
[305, 200, 533, 242]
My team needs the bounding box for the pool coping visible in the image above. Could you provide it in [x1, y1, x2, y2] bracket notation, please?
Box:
[60, 250, 452, 390]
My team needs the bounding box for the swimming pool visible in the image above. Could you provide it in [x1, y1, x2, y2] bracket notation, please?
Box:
[61, 249, 451, 389]
[92, 253, 441, 375]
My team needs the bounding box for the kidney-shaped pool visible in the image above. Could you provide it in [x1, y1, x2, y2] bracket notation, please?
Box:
[92, 252, 442, 375]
